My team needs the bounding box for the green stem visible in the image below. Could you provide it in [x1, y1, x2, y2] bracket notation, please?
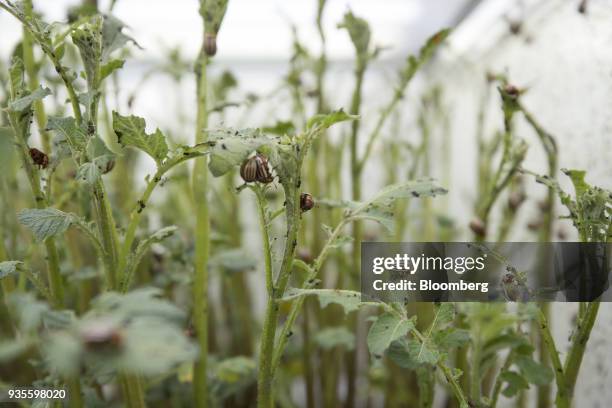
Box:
[563, 300, 600, 401]
[93, 182, 118, 289]
[22, 0, 51, 154]
[118, 153, 205, 291]
[7, 111, 64, 307]
[271, 218, 347, 371]
[67, 377, 84, 408]
[537, 310, 569, 408]
[192, 47, 210, 407]
[258, 191, 300, 408]
[252, 186, 273, 296]
[122, 373, 146, 408]
[469, 339, 481, 402]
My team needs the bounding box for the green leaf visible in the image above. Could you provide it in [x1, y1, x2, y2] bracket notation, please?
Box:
[119, 316, 197, 375]
[199, 0, 230, 35]
[7, 293, 50, 332]
[515, 355, 553, 385]
[280, 288, 377, 315]
[480, 332, 529, 365]
[8, 86, 51, 112]
[387, 337, 441, 368]
[77, 137, 115, 185]
[432, 328, 470, 350]
[102, 15, 139, 60]
[400, 29, 450, 85]
[262, 120, 295, 136]
[113, 112, 169, 165]
[338, 11, 371, 59]
[430, 303, 455, 331]
[562, 169, 588, 197]
[315, 327, 355, 351]
[43, 332, 82, 377]
[89, 288, 185, 323]
[0, 261, 23, 280]
[306, 109, 357, 131]
[387, 338, 418, 369]
[76, 162, 101, 185]
[364, 179, 448, 204]
[47, 116, 87, 151]
[100, 58, 125, 82]
[211, 356, 256, 402]
[367, 312, 414, 356]
[123, 227, 179, 290]
[17, 208, 76, 242]
[321, 224, 353, 249]
[72, 17, 103, 88]
[207, 127, 272, 177]
[349, 179, 447, 231]
[0, 339, 34, 363]
[500, 370, 530, 397]
[43, 309, 76, 330]
[409, 337, 441, 366]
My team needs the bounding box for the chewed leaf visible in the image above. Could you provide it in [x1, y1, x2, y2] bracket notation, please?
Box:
[367, 313, 414, 356]
[18, 208, 76, 242]
[0, 261, 24, 280]
[113, 112, 168, 165]
[280, 288, 378, 315]
[8, 86, 51, 112]
[206, 128, 272, 177]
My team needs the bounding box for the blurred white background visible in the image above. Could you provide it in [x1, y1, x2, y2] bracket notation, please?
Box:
[1, 0, 612, 406]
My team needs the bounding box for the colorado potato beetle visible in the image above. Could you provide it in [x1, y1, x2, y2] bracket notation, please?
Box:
[300, 193, 314, 212]
[240, 153, 274, 184]
[29, 147, 49, 169]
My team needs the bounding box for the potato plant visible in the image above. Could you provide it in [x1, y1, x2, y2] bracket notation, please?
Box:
[0, 1, 610, 407]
